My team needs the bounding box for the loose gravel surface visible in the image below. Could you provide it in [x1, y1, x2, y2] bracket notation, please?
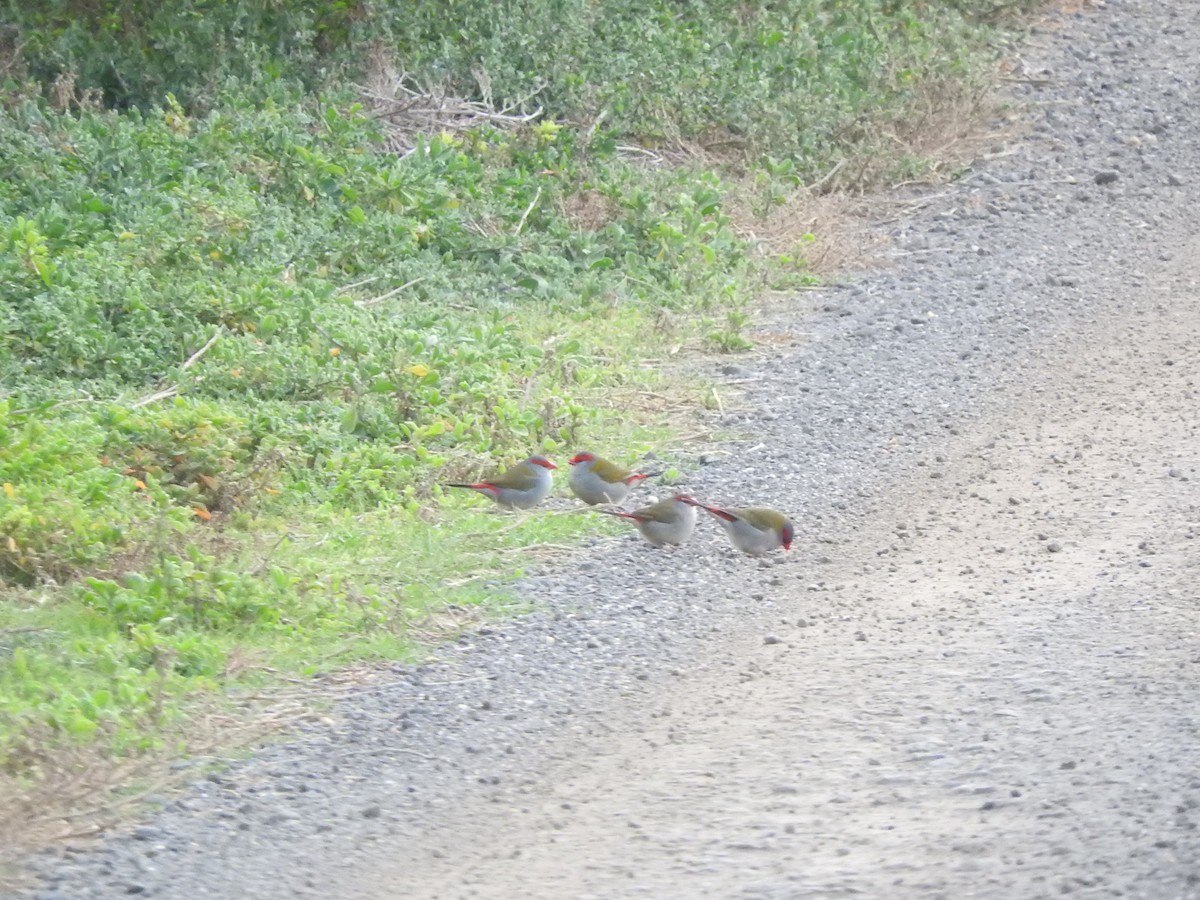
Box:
[17, 0, 1200, 897]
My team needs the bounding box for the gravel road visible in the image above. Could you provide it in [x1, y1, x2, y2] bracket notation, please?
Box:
[17, 0, 1200, 897]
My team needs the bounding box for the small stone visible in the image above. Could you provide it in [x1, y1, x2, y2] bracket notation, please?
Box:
[1168, 467, 1183, 478]
[1046, 541, 1063, 553]
[362, 806, 382, 819]
[1166, 172, 1184, 186]
[1094, 170, 1119, 185]
[1060, 760, 1077, 770]
[132, 826, 162, 842]
[854, 631, 868, 642]
[764, 634, 783, 645]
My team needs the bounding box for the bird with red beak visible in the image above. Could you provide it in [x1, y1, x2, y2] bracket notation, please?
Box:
[567, 452, 648, 505]
[443, 455, 557, 509]
[594, 494, 698, 547]
[682, 499, 794, 554]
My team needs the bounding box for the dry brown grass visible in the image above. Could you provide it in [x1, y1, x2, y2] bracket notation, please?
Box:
[1044, 0, 1101, 14]
[0, 690, 317, 891]
[722, 54, 1028, 278]
[725, 187, 882, 277]
[358, 43, 544, 157]
[560, 189, 621, 232]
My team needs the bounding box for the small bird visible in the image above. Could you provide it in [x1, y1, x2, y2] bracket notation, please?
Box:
[594, 494, 698, 547]
[567, 452, 649, 505]
[443, 455, 557, 509]
[685, 500, 794, 555]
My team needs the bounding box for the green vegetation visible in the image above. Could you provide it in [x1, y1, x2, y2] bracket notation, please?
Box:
[10, 0, 1029, 166]
[0, 0, 1036, 818]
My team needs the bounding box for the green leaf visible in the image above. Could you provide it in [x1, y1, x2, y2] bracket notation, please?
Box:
[67, 714, 99, 735]
[258, 314, 280, 338]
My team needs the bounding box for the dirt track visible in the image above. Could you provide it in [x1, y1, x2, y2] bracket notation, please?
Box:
[20, 1, 1200, 898]
[380, 245, 1200, 898]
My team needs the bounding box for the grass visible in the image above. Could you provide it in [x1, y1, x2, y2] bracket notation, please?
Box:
[0, 0, 1041, 860]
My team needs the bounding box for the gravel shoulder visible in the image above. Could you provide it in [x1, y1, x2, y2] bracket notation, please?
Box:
[380, 244, 1200, 898]
[19, 1, 1200, 898]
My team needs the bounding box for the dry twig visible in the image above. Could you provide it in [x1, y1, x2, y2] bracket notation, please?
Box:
[130, 327, 224, 409]
[358, 73, 545, 156]
[514, 186, 543, 237]
[181, 327, 224, 371]
[353, 276, 431, 308]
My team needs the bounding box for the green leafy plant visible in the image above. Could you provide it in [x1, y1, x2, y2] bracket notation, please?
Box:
[706, 310, 754, 354]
